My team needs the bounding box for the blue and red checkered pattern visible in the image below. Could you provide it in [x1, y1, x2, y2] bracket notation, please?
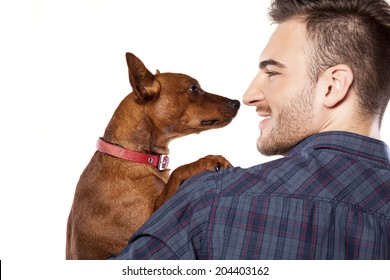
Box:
[112, 131, 390, 259]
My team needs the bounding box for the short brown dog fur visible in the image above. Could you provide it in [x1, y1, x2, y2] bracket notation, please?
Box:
[66, 53, 240, 259]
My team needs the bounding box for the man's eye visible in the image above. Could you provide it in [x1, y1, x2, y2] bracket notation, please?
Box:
[266, 71, 278, 77]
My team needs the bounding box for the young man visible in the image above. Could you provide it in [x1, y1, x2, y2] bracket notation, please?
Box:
[112, 0, 390, 259]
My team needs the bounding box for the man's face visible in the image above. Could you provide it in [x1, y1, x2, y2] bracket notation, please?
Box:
[243, 19, 319, 156]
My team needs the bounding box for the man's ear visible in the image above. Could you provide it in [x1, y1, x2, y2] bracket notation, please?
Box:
[317, 64, 354, 108]
[126, 53, 161, 103]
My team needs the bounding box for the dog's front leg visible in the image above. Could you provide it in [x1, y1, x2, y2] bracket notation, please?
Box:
[154, 155, 232, 210]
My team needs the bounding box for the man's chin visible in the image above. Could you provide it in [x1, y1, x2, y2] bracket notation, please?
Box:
[257, 135, 294, 156]
[257, 136, 276, 156]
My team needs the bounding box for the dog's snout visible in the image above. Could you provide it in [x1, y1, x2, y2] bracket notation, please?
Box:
[229, 100, 240, 110]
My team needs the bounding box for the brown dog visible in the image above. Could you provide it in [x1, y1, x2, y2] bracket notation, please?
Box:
[66, 53, 240, 259]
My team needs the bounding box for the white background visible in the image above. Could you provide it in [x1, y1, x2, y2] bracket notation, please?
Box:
[0, 0, 389, 278]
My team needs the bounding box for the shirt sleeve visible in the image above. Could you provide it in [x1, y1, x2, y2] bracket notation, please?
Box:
[111, 234, 180, 259]
[109, 170, 220, 260]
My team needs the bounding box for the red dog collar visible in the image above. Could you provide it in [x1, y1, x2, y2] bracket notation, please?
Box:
[96, 138, 169, 171]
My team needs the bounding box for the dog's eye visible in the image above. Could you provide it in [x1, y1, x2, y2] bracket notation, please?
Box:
[189, 85, 201, 94]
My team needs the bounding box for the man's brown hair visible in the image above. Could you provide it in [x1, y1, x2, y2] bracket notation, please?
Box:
[269, 0, 390, 122]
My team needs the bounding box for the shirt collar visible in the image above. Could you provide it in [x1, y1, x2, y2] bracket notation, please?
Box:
[288, 131, 390, 166]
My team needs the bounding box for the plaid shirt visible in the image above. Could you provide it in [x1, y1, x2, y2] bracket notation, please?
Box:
[112, 132, 390, 259]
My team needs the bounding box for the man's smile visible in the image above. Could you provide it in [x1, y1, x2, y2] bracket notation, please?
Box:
[256, 107, 272, 131]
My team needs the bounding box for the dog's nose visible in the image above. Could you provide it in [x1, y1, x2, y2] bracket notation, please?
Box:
[229, 100, 241, 109]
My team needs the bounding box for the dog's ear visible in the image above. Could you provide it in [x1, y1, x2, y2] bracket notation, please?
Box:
[126, 53, 161, 102]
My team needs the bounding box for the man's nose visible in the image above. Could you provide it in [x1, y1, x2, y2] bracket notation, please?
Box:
[243, 71, 264, 106]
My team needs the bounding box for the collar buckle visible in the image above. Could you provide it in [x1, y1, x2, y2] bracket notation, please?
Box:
[158, 155, 169, 171]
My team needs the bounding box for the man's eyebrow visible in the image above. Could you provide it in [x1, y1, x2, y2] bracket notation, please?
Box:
[259, 59, 287, 69]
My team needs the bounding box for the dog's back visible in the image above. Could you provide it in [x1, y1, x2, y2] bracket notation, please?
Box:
[66, 151, 168, 259]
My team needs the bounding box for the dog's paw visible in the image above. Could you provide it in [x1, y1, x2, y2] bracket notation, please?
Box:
[169, 155, 232, 187]
[198, 155, 232, 172]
